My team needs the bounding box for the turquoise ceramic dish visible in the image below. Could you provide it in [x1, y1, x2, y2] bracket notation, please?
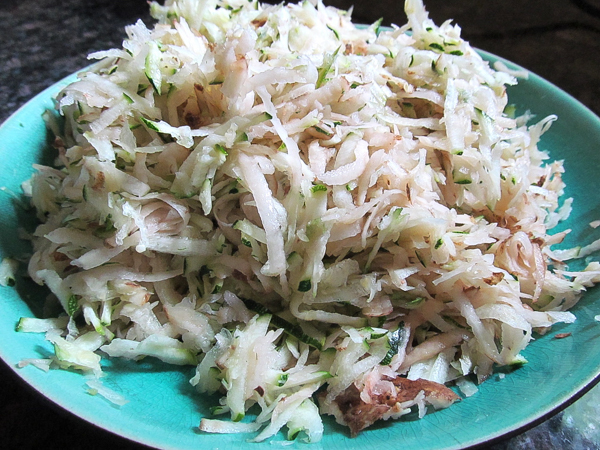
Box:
[1, 50, 600, 450]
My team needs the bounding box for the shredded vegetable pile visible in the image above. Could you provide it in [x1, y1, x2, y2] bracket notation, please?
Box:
[18, 0, 600, 442]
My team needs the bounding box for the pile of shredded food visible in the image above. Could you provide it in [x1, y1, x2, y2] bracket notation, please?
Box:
[17, 0, 600, 442]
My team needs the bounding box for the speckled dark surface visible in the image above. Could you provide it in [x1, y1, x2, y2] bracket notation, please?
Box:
[1, 0, 600, 449]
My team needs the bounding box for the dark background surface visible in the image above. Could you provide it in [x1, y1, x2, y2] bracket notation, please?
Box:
[1, 0, 600, 449]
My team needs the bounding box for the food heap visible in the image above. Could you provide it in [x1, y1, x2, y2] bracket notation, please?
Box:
[18, 0, 600, 442]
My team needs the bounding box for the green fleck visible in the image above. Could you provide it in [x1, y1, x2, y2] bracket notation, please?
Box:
[68, 295, 79, 316]
[504, 104, 517, 118]
[475, 107, 493, 122]
[210, 406, 228, 415]
[431, 59, 443, 75]
[306, 218, 325, 240]
[372, 17, 383, 36]
[314, 126, 331, 136]
[122, 93, 134, 104]
[288, 430, 300, 441]
[298, 279, 312, 292]
[405, 297, 425, 309]
[415, 250, 426, 267]
[391, 293, 426, 309]
[402, 102, 416, 118]
[145, 41, 163, 95]
[429, 42, 445, 52]
[369, 328, 388, 340]
[326, 24, 339, 39]
[509, 354, 528, 366]
[316, 46, 341, 89]
[277, 373, 289, 387]
[140, 117, 160, 132]
[380, 322, 409, 365]
[215, 143, 228, 155]
[311, 184, 327, 193]
[167, 83, 176, 97]
[216, 235, 227, 253]
[455, 179, 472, 185]
[449, 50, 464, 56]
[93, 215, 116, 238]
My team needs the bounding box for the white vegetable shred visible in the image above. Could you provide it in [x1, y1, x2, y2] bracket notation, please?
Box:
[19, 0, 600, 442]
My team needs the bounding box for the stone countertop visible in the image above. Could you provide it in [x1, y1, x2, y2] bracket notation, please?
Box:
[1, 0, 600, 449]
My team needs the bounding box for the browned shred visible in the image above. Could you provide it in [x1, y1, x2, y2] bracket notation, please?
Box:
[330, 377, 460, 437]
[52, 136, 65, 150]
[251, 18, 267, 27]
[483, 272, 504, 285]
[51, 251, 69, 262]
[92, 171, 105, 191]
[536, 175, 547, 187]
[531, 236, 545, 246]
[232, 270, 248, 282]
[554, 332, 572, 339]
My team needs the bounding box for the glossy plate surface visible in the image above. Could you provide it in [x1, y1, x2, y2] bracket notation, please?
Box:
[1, 50, 600, 450]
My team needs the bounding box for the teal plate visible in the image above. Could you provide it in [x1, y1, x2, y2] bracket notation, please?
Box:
[1, 50, 600, 450]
